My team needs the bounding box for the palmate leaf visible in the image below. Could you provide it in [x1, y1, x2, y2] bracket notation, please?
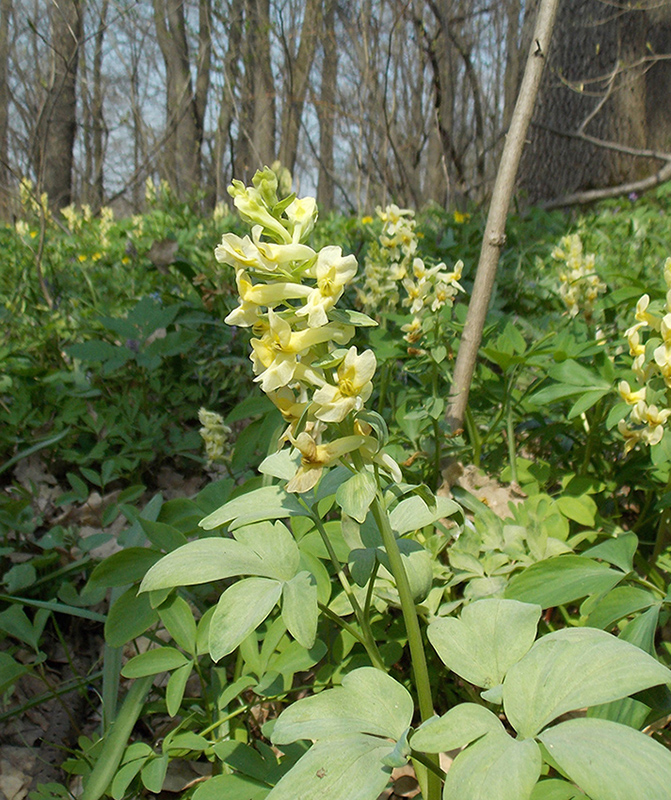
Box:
[427, 599, 541, 689]
[503, 627, 671, 738]
[538, 717, 671, 800]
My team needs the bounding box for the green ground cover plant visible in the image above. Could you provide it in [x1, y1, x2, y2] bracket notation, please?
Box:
[3, 172, 671, 799]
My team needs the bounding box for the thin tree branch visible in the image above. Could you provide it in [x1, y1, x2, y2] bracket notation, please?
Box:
[445, 0, 560, 434]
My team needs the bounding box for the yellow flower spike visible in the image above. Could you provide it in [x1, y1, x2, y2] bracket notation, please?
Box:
[313, 346, 376, 423]
[296, 246, 358, 327]
[618, 380, 646, 406]
[286, 431, 368, 493]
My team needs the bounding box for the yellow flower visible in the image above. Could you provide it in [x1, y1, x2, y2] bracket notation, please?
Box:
[296, 246, 358, 327]
[224, 272, 311, 327]
[286, 431, 368, 493]
[313, 346, 376, 422]
[78, 254, 87, 262]
[453, 210, 470, 224]
[122, 256, 131, 265]
[286, 197, 318, 243]
[361, 216, 373, 225]
[617, 380, 645, 406]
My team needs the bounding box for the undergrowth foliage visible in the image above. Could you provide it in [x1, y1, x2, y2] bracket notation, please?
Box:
[3, 174, 671, 800]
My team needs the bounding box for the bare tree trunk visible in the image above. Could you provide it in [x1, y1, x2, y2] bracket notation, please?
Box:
[0, 0, 11, 218]
[446, 0, 560, 433]
[235, 0, 276, 180]
[91, 0, 109, 211]
[317, 0, 337, 210]
[34, 0, 82, 211]
[520, 0, 656, 204]
[153, 0, 210, 199]
[278, 0, 320, 174]
[214, 0, 244, 201]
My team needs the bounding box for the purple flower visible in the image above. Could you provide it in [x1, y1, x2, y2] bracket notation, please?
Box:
[629, 192, 639, 202]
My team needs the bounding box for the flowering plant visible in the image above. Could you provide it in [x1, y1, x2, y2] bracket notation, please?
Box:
[617, 258, 671, 454]
[215, 167, 402, 492]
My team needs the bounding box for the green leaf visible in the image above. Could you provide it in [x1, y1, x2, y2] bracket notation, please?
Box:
[389, 494, 461, 535]
[272, 667, 414, 744]
[233, 521, 300, 582]
[209, 577, 282, 661]
[138, 519, 188, 552]
[505, 556, 624, 608]
[140, 537, 279, 592]
[88, 548, 163, 590]
[538, 717, 671, 800]
[378, 539, 433, 602]
[584, 586, 657, 630]
[443, 732, 541, 800]
[166, 662, 193, 717]
[266, 735, 392, 800]
[105, 587, 159, 647]
[199, 485, 305, 530]
[282, 572, 318, 649]
[529, 779, 588, 800]
[336, 472, 377, 523]
[582, 533, 637, 573]
[567, 388, 610, 419]
[0, 652, 28, 693]
[427, 599, 541, 689]
[411, 703, 504, 753]
[141, 753, 169, 793]
[267, 639, 327, 678]
[158, 595, 197, 654]
[121, 647, 190, 678]
[192, 774, 269, 800]
[328, 308, 378, 327]
[503, 627, 671, 738]
[587, 605, 662, 727]
[555, 495, 596, 526]
[213, 740, 271, 781]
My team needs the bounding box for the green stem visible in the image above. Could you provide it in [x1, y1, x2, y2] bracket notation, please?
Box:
[652, 473, 671, 564]
[305, 503, 385, 670]
[369, 491, 441, 800]
[411, 750, 447, 780]
[317, 601, 374, 651]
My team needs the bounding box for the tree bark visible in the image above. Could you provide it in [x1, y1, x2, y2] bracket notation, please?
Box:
[446, 0, 560, 433]
[235, 0, 276, 181]
[317, 0, 337, 211]
[519, 0, 667, 204]
[0, 0, 11, 218]
[34, 0, 82, 211]
[153, 0, 210, 199]
[278, 0, 320, 174]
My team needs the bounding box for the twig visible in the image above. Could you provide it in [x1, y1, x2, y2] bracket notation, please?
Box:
[445, 0, 560, 433]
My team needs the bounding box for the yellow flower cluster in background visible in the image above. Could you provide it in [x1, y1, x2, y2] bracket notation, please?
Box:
[198, 408, 232, 465]
[358, 204, 464, 345]
[552, 233, 606, 323]
[215, 167, 401, 493]
[618, 258, 671, 454]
